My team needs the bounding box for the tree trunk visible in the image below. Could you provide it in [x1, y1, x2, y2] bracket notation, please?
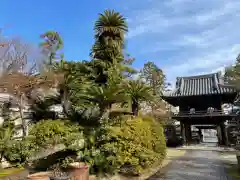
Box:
[99, 105, 110, 125]
[49, 52, 55, 65]
[0, 151, 4, 162]
[101, 109, 110, 124]
[19, 94, 27, 137]
[152, 81, 156, 115]
[62, 88, 71, 116]
[131, 101, 139, 116]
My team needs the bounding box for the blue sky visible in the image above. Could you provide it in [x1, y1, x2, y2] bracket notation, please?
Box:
[1, 0, 240, 83]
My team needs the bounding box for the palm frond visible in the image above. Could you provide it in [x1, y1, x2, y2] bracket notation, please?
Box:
[124, 80, 154, 102]
[94, 9, 128, 44]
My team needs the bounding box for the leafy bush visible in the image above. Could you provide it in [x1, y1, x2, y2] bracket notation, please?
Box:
[5, 119, 84, 166]
[29, 119, 84, 148]
[77, 147, 108, 174]
[4, 138, 37, 165]
[99, 116, 166, 175]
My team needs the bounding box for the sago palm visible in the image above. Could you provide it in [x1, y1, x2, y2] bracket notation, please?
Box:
[94, 9, 128, 48]
[91, 9, 128, 86]
[91, 40, 123, 61]
[124, 80, 153, 116]
[78, 82, 126, 122]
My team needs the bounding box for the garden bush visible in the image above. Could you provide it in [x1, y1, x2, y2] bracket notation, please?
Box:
[28, 119, 84, 148]
[4, 138, 36, 165]
[4, 119, 84, 166]
[99, 115, 166, 175]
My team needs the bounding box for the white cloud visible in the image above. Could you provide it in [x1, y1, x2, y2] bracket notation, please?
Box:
[195, 1, 240, 23]
[128, 0, 240, 38]
[164, 44, 240, 80]
[124, 0, 240, 82]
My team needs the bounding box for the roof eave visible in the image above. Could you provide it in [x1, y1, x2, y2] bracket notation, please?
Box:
[162, 91, 237, 98]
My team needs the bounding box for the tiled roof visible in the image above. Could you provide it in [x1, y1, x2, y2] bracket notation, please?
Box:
[163, 73, 236, 97]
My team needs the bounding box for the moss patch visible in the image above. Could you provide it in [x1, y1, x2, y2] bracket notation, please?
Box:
[0, 167, 25, 178]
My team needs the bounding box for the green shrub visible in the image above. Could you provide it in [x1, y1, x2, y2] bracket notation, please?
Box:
[5, 119, 84, 166]
[100, 116, 166, 175]
[29, 119, 84, 148]
[4, 138, 36, 165]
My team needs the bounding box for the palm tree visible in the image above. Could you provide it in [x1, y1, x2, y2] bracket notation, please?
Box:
[94, 9, 128, 49]
[90, 10, 129, 87]
[40, 31, 63, 66]
[77, 83, 126, 121]
[91, 10, 128, 61]
[42, 60, 96, 117]
[124, 80, 153, 116]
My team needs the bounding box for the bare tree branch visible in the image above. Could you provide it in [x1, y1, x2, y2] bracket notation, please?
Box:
[0, 29, 56, 137]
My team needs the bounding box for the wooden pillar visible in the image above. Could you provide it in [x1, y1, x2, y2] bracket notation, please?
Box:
[189, 125, 192, 143]
[217, 125, 223, 145]
[185, 123, 191, 145]
[225, 125, 229, 146]
[220, 122, 228, 146]
[198, 128, 202, 143]
[185, 124, 189, 145]
[226, 126, 233, 145]
[180, 122, 186, 144]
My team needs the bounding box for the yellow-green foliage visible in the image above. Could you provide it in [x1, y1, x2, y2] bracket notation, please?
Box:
[101, 116, 166, 175]
[29, 119, 83, 148]
[0, 167, 24, 178]
[4, 120, 84, 166]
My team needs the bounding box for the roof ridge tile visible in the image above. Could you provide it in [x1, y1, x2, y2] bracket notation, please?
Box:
[163, 72, 236, 97]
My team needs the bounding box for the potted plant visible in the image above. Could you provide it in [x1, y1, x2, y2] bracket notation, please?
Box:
[68, 162, 89, 180]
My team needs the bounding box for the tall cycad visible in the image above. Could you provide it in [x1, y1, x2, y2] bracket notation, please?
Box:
[51, 60, 99, 115]
[94, 9, 128, 49]
[77, 66, 126, 122]
[91, 9, 128, 61]
[124, 80, 153, 116]
[91, 10, 128, 85]
[91, 41, 123, 63]
[78, 76, 125, 116]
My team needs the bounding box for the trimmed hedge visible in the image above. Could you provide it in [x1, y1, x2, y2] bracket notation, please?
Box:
[4, 120, 84, 166]
[100, 116, 166, 175]
[29, 119, 83, 148]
